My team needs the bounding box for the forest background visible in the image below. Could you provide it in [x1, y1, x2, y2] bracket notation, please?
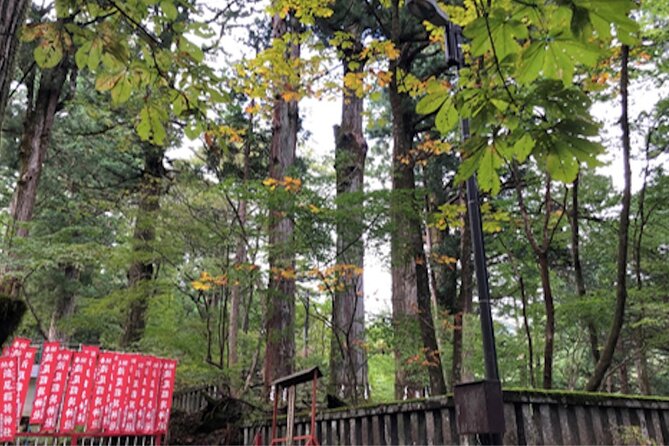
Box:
[0, 0, 668, 404]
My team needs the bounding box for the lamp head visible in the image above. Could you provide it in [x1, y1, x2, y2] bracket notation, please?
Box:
[406, 0, 450, 27]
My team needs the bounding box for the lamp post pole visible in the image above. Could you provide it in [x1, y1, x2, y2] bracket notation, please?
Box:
[407, 1, 503, 443]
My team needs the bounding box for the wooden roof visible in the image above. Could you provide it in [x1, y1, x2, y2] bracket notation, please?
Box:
[272, 366, 322, 388]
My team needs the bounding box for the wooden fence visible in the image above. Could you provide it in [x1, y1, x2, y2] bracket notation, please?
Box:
[240, 390, 669, 445]
[172, 384, 224, 413]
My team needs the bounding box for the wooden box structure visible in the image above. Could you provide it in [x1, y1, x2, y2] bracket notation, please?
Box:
[268, 367, 322, 446]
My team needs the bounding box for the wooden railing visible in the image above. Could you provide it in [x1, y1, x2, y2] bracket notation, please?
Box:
[171, 384, 224, 413]
[241, 390, 669, 445]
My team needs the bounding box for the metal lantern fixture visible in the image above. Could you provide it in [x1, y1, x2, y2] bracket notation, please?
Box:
[406, 0, 505, 443]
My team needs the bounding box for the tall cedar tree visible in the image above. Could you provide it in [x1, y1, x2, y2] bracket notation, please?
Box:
[0, 27, 73, 345]
[120, 143, 164, 348]
[264, 12, 300, 389]
[0, 0, 29, 126]
[388, 0, 446, 397]
[331, 21, 369, 402]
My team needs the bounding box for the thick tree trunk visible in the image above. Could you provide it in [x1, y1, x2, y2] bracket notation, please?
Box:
[263, 13, 299, 390]
[47, 264, 79, 341]
[586, 45, 632, 391]
[330, 31, 369, 402]
[0, 59, 69, 346]
[120, 143, 164, 348]
[388, 14, 446, 397]
[0, 0, 29, 125]
[570, 175, 601, 364]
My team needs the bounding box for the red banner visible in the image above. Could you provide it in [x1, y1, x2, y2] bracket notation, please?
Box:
[105, 353, 131, 434]
[75, 346, 99, 427]
[1, 337, 30, 357]
[16, 347, 36, 422]
[42, 349, 73, 432]
[143, 358, 162, 434]
[0, 357, 17, 442]
[121, 355, 143, 434]
[59, 349, 93, 432]
[30, 342, 60, 425]
[87, 352, 114, 432]
[156, 359, 177, 434]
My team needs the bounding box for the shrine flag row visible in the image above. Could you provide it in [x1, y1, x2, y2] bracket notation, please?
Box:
[0, 338, 177, 442]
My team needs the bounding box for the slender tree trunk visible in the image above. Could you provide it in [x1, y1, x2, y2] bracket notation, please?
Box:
[570, 175, 601, 364]
[518, 275, 535, 387]
[330, 27, 369, 402]
[586, 45, 632, 391]
[0, 0, 29, 125]
[47, 264, 79, 341]
[538, 252, 555, 389]
[229, 114, 252, 367]
[120, 143, 164, 348]
[514, 171, 557, 389]
[263, 13, 299, 390]
[633, 136, 652, 395]
[452, 187, 471, 385]
[0, 59, 70, 346]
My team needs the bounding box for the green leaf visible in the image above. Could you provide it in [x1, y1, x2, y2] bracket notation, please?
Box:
[161, 0, 178, 20]
[137, 104, 168, 145]
[110, 76, 132, 105]
[546, 142, 579, 182]
[95, 72, 123, 92]
[513, 134, 535, 162]
[477, 146, 503, 195]
[34, 41, 63, 69]
[435, 98, 458, 134]
[75, 41, 91, 70]
[455, 142, 486, 184]
[517, 42, 545, 85]
[416, 91, 449, 115]
[88, 39, 102, 71]
[490, 98, 508, 112]
[178, 38, 204, 63]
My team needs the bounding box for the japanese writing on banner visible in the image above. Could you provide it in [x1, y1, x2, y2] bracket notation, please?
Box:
[59, 350, 93, 433]
[155, 360, 177, 434]
[30, 342, 60, 425]
[3, 338, 36, 424]
[121, 355, 143, 434]
[75, 346, 99, 427]
[17, 347, 36, 421]
[0, 357, 17, 442]
[141, 358, 161, 434]
[105, 353, 131, 434]
[87, 352, 114, 432]
[41, 349, 73, 432]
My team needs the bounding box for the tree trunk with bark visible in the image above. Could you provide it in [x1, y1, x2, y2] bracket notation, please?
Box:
[263, 13, 299, 390]
[569, 175, 601, 364]
[388, 1, 446, 397]
[452, 187, 471, 385]
[120, 143, 164, 348]
[330, 27, 369, 402]
[0, 0, 29, 125]
[0, 58, 70, 346]
[586, 45, 632, 391]
[513, 171, 559, 389]
[47, 264, 79, 341]
[228, 109, 253, 368]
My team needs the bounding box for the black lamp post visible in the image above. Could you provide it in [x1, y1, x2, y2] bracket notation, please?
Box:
[406, 0, 504, 443]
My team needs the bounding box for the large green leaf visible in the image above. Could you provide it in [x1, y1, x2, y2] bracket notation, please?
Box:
[416, 91, 449, 115]
[435, 98, 459, 134]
